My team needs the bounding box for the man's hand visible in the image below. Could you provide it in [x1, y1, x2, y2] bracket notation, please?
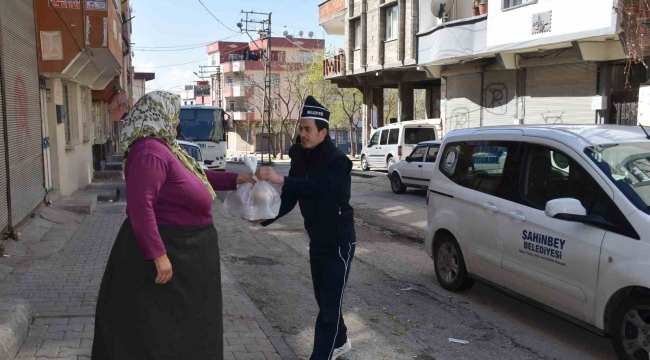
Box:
[255, 167, 284, 186]
[153, 254, 173, 284]
[236, 173, 256, 185]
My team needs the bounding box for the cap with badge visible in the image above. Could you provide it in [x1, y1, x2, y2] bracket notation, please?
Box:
[300, 95, 330, 123]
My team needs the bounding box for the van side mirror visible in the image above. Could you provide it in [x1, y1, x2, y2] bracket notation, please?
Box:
[545, 198, 586, 218]
[405, 156, 412, 163]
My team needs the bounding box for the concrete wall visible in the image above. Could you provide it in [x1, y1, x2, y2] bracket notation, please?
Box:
[486, 0, 618, 51]
[45, 79, 93, 197]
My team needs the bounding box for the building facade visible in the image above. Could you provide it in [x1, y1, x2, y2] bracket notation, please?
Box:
[133, 72, 155, 104]
[206, 37, 324, 155]
[417, 0, 634, 135]
[320, 0, 442, 148]
[35, 0, 127, 192]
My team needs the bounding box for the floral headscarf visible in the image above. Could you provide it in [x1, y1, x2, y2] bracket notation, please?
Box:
[120, 91, 216, 199]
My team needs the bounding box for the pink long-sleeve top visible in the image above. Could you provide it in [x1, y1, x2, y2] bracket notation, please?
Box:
[125, 137, 238, 260]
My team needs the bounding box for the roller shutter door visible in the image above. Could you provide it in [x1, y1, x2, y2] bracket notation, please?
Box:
[445, 73, 481, 133]
[483, 70, 518, 127]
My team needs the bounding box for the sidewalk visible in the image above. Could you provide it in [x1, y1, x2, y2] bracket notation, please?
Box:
[0, 180, 296, 360]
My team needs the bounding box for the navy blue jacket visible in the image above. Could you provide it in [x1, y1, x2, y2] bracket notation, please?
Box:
[261, 136, 355, 250]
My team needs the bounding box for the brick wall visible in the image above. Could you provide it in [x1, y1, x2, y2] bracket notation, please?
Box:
[319, 0, 346, 22]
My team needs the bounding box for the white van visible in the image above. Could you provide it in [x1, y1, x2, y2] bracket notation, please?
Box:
[360, 120, 439, 171]
[426, 125, 650, 359]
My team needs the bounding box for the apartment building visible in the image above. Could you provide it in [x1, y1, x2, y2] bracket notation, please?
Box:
[416, 0, 639, 135]
[35, 0, 126, 193]
[206, 37, 325, 154]
[320, 0, 442, 148]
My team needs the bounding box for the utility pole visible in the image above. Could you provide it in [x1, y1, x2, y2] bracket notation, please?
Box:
[195, 65, 221, 106]
[238, 10, 272, 165]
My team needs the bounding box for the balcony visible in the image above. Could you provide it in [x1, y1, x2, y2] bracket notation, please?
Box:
[230, 111, 256, 121]
[323, 53, 346, 79]
[222, 60, 265, 73]
[319, 0, 345, 35]
[223, 85, 251, 98]
[417, 15, 488, 66]
[36, 0, 124, 90]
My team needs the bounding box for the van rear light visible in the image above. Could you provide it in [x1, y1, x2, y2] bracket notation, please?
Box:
[398, 146, 402, 157]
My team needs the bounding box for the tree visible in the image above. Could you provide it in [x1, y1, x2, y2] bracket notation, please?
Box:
[333, 87, 363, 156]
[384, 89, 398, 124]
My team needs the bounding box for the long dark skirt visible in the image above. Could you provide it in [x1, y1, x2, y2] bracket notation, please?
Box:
[92, 219, 223, 360]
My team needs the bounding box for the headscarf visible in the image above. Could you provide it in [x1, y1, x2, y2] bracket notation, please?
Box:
[120, 91, 216, 199]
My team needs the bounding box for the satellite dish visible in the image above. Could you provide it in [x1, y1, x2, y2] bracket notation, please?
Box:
[283, 30, 289, 37]
[431, 0, 453, 19]
[308, 31, 314, 38]
[299, 30, 304, 37]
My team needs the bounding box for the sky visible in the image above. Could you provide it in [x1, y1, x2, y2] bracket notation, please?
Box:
[131, 0, 344, 95]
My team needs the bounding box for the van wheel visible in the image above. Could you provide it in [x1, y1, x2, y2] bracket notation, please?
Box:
[361, 156, 370, 171]
[387, 156, 396, 169]
[391, 173, 407, 194]
[611, 296, 650, 360]
[433, 235, 474, 292]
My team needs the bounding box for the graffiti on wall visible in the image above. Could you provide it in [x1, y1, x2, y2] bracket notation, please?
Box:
[13, 75, 30, 162]
[450, 107, 470, 130]
[484, 83, 508, 115]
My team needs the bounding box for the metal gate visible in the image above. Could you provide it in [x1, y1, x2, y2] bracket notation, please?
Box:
[0, 0, 45, 231]
[445, 73, 481, 132]
[524, 63, 597, 125]
[610, 63, 647, 126]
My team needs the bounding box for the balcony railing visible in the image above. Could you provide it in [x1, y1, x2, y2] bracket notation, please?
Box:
[323, 53, 346, 78]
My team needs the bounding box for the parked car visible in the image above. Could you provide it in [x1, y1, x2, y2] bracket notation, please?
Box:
[178, 140, 212, 171]
[425, 125, 650, 360]
[360, 120, 439, 171]
[387, 140, 442, 194]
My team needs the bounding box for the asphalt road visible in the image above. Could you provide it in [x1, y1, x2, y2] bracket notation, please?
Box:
[216, 162, 616, 360]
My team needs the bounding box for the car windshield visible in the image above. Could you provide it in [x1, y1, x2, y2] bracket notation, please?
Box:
[181, 144, 203, 162]
[586, 142, 650, 214]
[404, 128, 436, 145]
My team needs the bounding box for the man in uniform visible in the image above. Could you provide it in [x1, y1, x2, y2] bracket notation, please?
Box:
[256, 96, 355, 360]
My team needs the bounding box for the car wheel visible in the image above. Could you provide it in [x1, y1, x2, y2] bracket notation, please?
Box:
[611, 295, 650, 360]
[433, 235, 474, 292]
[387, 156, 396, 169]
[361, 156, 370, 171]
[391, 173, 407, 194]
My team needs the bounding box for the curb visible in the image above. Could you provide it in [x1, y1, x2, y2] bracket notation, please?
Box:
[0, 298, 32, 360]
[220, 262, 298, 360]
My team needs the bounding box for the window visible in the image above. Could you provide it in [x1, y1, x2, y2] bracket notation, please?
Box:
[523, 144, 637, 238]
[229, 101, 235, 111]
[586, 142, 650, 216]
[404, 128, 436, 145]
[369, 132, 380, 147]
[62, 84, 71, 145]
[410, 147, 426, 162]
[380, 130, 389, 145]
[229, 54, 243, 62]
[278, 52, 285, 62]
[211, 55, 217, 66]
[503, 0, 536, 10]
[181, 144, 203, 161]
[354, 20, 361, 49]
[387, 129, 399, 145]
[301, 51, 314, 63]
[425, 145, 440, 163]
[440, 141, 520, 198]
[385, 5, 398, 41]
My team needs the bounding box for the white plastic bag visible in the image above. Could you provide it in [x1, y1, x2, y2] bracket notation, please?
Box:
[223, 155, 281, 221]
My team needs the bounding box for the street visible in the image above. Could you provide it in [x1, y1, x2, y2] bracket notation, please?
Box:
[217, 162, 616, 360]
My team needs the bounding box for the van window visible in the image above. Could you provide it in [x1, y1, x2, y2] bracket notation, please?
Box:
[522, 144, 637, 239]
[404, 128, 436, 145]
[380, 130, 389, 145]
[387, 129, 399, 145]
[440, 141, 520, 199]
[369, 132, 380, 147]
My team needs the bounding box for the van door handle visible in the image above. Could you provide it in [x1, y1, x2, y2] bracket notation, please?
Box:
[418, 165, 423, 168]
[482, 203, 499, 212]
[508, 211, 527, 222]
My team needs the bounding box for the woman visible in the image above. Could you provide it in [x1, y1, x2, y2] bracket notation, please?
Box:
[92, 91, 253, 360]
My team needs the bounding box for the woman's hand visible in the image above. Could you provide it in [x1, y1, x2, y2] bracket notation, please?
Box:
[153, 254, 173, 284]
[237, 173, 256, 185]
